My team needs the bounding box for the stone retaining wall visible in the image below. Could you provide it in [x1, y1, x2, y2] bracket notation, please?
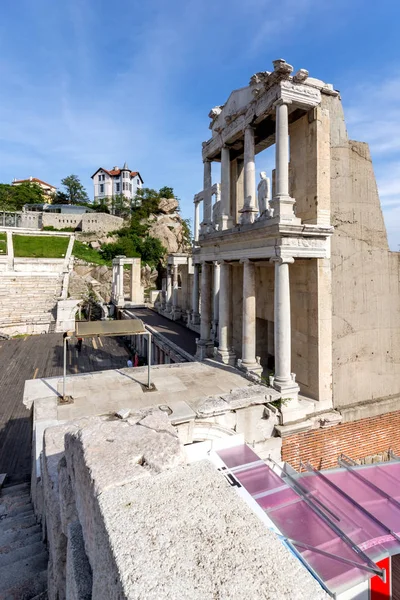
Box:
[42, 212, 124, 233]
[37, 412, 327, 600]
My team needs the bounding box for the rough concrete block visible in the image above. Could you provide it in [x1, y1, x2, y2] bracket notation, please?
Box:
[92, 460, 328, 599]
[66, 521, 92, 600]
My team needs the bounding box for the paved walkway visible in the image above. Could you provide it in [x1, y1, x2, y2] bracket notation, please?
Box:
[0, 333, 130, 484]
[127, 308, 198, 356]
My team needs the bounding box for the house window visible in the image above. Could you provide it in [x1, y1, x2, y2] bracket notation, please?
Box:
[100, 184, 104, 193]
[116, 183, 120, 192]
[129, 183, 132, 192]
[137, 178, 140, 185]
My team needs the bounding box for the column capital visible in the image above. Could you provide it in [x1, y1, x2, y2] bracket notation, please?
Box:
[269, 256, 294, 265]
[243, 123, 255, 133]
[203, 157, 212, 164]
[273, 97, 293, 108]
[239, 258, 254, 264]
[213, 260, 221, 267]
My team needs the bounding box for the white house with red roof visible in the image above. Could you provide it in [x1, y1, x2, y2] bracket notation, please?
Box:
[91, 162, 143, 207]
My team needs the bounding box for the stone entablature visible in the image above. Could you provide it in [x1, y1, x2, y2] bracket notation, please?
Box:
[194, 222, 332, 263]
[203, 60, 336, 162]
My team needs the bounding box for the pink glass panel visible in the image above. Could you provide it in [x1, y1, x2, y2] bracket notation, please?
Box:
[215, 445, 400, 596]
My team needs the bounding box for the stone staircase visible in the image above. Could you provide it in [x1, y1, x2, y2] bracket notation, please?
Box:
[0, 482, 48, 599]
[0, 274, 63, 335]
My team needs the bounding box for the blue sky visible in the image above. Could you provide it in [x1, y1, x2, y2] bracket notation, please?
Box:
[1, 0, 400, 249]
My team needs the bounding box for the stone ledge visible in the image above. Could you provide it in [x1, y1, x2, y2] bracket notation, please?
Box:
[337, 394, 400, 423]
[275, 419, 314, 437]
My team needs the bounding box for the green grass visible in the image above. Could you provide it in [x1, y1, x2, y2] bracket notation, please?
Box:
[0, 232, 6, 255]
[72, 240, 111, 266]
[13, 235, 70, 258]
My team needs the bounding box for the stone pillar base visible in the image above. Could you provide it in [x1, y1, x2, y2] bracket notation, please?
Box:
[191, 312, 200, 326]
[115, 296, 125, 307]
[221, 215, 234, 230]
[270, 374, 300, 399]
[171, 308, 182, 321]
[196, 340, 214, 361]
[269, 196, 301, 225]
[237, 359, 263, 376]
[216, 348, 236, 366]
[239, 206, 258, 225]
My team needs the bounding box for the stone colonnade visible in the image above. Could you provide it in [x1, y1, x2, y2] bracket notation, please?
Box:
[194, 98, 300, 398]
[193, 96, 299, 239]
[193, 257, 298, 397]
[160, 264, 182, 319]
[128, 329, 187, 366]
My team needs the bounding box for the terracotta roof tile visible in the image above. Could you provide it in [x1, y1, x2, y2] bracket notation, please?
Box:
[13, 177, 56, 189]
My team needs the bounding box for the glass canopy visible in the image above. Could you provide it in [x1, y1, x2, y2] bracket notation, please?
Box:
[216, 444, 400, 597]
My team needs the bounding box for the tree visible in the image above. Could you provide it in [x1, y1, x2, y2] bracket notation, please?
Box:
[60, 175, 89, 205]
[159, 186, 174, 199]
[111, 194, 131, 218]
[0, 182, 45, 211]
[52, 190, 69, 205]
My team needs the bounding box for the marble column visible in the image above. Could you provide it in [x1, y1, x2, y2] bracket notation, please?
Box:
[217, 261, 236, 365]
[211, 261, 220, 341]
[130, 263, 135, 302]
[194, 200, 201, 242]
[111, 264, 116, 301]
[239, 126, 258, 224]
[240, 259, 261, 373]
[161, 278, 166, 310]
[202, 160, 212, 231]
[196, 262, 213, 359]
[118, 262, 124, 305]
[271, 256, 299, 396]
[270, 99, 300, 223]
[221, 146, 233, 230]
[191, 263, 200, 325]
[172, 264, 180, 318]
[166, 267, 172, 312]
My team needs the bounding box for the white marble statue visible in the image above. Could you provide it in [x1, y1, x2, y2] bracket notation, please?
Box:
[257, 172, 273, 218]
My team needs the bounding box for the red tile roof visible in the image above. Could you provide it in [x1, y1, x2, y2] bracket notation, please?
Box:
[13, 177, 56, 189]
[91, 168, 143, 183]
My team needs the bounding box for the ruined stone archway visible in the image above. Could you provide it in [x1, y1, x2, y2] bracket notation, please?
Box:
[192, 421, 236, 442]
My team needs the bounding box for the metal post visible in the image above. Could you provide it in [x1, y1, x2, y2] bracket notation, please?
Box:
[147, 332, 152, 389]
[63, 336, 67, 399]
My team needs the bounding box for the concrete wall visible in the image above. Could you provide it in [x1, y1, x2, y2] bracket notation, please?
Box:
[325, 94, 400, 409]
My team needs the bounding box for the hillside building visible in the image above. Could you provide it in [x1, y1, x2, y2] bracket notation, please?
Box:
[12, 177, 57, 202]
[91, 162, 143, 208]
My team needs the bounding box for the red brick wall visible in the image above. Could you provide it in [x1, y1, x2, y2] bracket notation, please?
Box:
[282, 410, 400, 470]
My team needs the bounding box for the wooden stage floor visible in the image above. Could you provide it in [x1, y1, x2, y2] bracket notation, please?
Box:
[0, 333, 130, 484]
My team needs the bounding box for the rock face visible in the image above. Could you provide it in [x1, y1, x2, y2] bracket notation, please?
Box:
[141, 264, 158, 289]
[158, 197, 179, 214]
[148, 212, 189, 254]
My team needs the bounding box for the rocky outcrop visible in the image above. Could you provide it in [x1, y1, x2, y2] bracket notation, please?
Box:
[158, 197, 179, 214]
[148, 213, 189, 254]
[141, 264, 158, 289]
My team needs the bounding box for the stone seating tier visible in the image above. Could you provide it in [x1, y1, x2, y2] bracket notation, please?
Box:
[0, 275, 63, 333]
